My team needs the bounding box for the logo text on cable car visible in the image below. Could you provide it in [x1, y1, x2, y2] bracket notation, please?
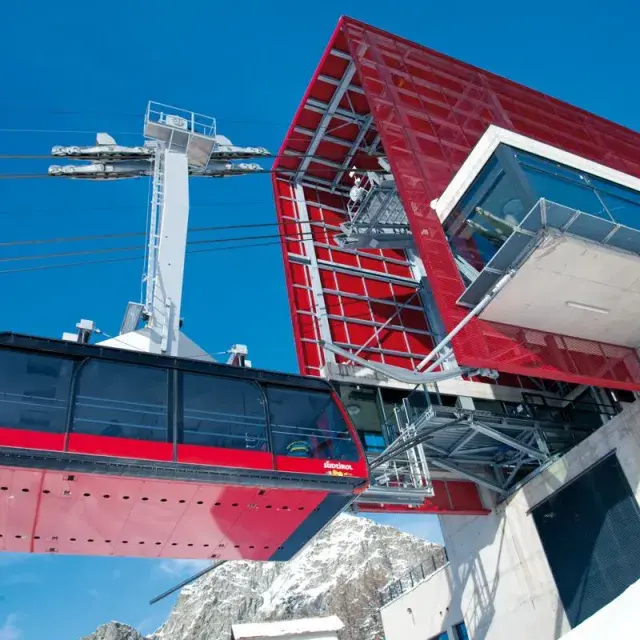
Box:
[324, 461, 354, 477]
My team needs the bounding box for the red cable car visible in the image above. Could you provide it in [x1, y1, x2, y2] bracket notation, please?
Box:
[0, 333, 369, 560]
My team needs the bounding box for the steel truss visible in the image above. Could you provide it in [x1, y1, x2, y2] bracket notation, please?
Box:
[274, 45, 619, 501]
[364, 386, 613, 495]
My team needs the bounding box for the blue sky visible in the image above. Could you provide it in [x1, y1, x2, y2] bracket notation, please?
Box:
[0, 0, 639, 638]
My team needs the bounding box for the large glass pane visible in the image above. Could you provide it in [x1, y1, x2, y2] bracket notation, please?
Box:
[521, 165, 611, 220]
[532, 454, 640, 628]
[446, 163, 529, 271]
[267, 387, 359, 461]
[453, 621, 470, 640]
[363, 432, 386, 453]
[72, 359, 168, 441]
[516, 150, 640, 230]
[0, 349, 73, 433]
[598, 192, 640, 229]
[181, 372, 267, 450]
[337, 384, 383, 434]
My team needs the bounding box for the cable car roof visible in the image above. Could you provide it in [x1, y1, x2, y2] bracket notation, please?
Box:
[0, 332, 336, 393]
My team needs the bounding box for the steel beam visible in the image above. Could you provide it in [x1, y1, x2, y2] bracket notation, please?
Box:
[303, 338, 427, 361]
[429, 459, 503, 493]
[330, 48, 351, 61]
[318, 74, 365, 95]
[470, 421, 547, 460]
[449, 430, 477, 455]
[315, 259, 419, 287]
[283, 150, 344, 170]
[280, 198, 349, 216]
[358, 487, 430, 506]
[504, 457, 528, 488]
[332, 114, 374, 189]
[320, 287, 424, 310]
[293, 183, 335, 364]
[305, 99, 367, 125]
[297, 65, 357, 181]
[299, 176, 351, 194]
[293, 126, 355, 149]
[297, 309, 435, 337]
[368, 133, 381, 154]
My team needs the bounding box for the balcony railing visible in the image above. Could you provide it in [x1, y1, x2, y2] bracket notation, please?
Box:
[379, 548, 449, 606]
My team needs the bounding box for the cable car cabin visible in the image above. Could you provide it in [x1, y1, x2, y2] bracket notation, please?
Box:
[0, 333, 368, 560]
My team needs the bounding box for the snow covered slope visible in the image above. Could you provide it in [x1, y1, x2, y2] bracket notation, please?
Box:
[82, 514, 443, 640]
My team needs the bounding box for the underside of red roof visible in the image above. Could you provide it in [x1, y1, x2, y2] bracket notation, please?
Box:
[272, 16, 640, 391]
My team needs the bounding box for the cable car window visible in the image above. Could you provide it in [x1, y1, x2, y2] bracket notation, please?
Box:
[266, 387, 359, 461]
[181, 372, 267, 450]
[71, 359, 169, 441]
[0, 349, 73, 433]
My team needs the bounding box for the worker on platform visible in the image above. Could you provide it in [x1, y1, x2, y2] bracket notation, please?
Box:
[285, 439, 312, 457]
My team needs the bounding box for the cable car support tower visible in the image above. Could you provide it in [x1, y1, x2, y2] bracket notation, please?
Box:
[49, 101, 268, 361]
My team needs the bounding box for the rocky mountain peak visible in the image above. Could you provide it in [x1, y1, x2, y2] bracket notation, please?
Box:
[84, 514, 444, 640]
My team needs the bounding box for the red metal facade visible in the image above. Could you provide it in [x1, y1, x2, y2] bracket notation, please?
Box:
[356, 480, 489, 516]
[274, 17, 640, 390]
[0, 466, 328, 559]
[274, 177, 435, 377]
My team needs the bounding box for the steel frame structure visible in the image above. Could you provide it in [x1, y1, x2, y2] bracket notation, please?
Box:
[271, 16, 640, 502]
[50, 101, 268, 359]
[273, 16, 640, 392]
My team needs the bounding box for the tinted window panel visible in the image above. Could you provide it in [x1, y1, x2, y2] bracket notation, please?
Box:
[72, 360, 168, 441]
[532, 454, 640, 628]
[181, 372, 267, 450]
[521, 166, 612, 220]
[363, 432, 386, 453]
[267, 387, 359, 461]
[0, 349, 72, 433]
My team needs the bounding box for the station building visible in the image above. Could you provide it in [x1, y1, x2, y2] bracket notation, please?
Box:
[272, 16, 640, 639]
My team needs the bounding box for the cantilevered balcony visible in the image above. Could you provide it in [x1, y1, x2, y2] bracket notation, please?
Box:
[437, 127, 640, 349]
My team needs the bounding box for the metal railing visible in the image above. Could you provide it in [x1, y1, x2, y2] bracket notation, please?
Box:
[379, 548, 448, 606]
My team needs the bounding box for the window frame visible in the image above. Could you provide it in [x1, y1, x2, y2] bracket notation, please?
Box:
[0, 346, 75, 436]
[68, 356, 172, 444]
[265, 384, 361, 462]
[177, 369, 272, 454]
[0, 336, 362, 467]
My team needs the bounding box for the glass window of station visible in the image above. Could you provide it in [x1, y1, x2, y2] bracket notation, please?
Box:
[444, 144, 640, 273]
[337, 383, 386, 453]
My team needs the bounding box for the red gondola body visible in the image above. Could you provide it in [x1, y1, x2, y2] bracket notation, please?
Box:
[0, 333, 369, 560]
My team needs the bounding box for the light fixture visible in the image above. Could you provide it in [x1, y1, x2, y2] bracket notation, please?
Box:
[565, 301, 610, 315]
[346, 404, 361, 416]
[120, 301, 145, 334]
[501, 198, 524, 224]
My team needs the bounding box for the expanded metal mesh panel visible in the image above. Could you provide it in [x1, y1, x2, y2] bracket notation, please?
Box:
[532, 454, 640, 628]
[274, 177, 435, 376]
[341, 18, 640, 390]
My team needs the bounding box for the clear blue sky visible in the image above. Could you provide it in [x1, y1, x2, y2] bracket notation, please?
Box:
[0, 1, 639, 638]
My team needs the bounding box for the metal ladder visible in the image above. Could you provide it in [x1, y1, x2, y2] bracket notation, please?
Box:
[144, 143, 165, 318]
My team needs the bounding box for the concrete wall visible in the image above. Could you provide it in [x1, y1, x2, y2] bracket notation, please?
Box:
[380, 564, 463, 640]
[382, 400, 640, 640]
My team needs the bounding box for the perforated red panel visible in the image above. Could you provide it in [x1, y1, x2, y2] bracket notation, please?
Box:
[341, 17, 640, 390]
[274, 177, 435, 376]
[275, 16, 640, 390]
[356, 480, 488, 516]
[0, 467, 326, 559]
